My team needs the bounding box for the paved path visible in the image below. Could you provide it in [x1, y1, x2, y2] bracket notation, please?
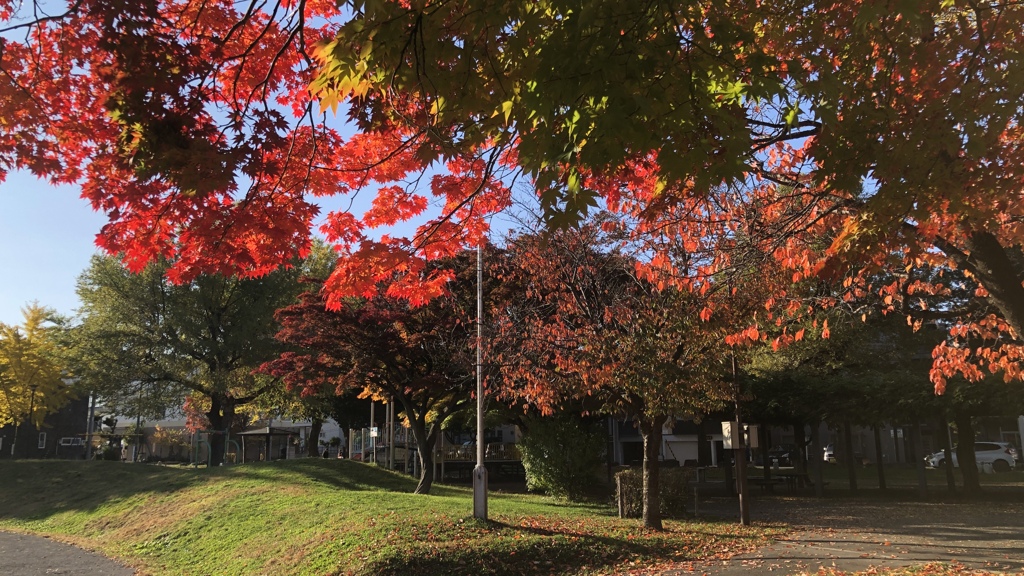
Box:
[671, 495, 1024, 575]
[0, 532, 135, 575]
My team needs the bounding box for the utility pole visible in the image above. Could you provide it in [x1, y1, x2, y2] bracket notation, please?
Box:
[369, 401, 375, 464]
[388, 399, 395, 469]
[133, 382, 143, 462]
[732, 353, 750, 526]
[473, 243, 488, 520]
[85, 393, 97, 460]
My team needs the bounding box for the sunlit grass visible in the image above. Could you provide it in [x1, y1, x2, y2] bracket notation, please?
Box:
[0, 459, 782, 575]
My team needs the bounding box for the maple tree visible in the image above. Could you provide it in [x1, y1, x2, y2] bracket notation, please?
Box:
[3, 0, 1024, 396]
[0, 0, 511, 304]
[490, 224, 731, 529]
[263, 256, 479, 494]
[0, 304, 74, 455]
[313, 0, 1024, 393]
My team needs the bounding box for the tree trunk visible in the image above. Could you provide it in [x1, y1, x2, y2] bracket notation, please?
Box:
[697, 419, 712, 467]
[760, 424, 771, 481]
[408, 417, 436, 495]
[10, 417, 20, 459]
[937, 417, 957, 493]
[910, 419, 928, 498]
[204, 395, 237, 467]
[809, 422, 824, 498]
[954, 413, 980, 495]
[892, 424, 901, 463]
[793, 422, 807, 478]
[307, 418, 324, 458]
[873, 424, 886, 490]
[639, 415, 667, 530]
[606, 417, 615, 485]
[954, 231, 1024, 341]
[843, 421, 858, 491]
[205, 396, 224, 467]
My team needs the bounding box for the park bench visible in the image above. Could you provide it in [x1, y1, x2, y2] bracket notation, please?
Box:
[748, 477, 786, 493]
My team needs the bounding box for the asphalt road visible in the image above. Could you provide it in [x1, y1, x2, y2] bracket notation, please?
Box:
[0, 532, 135, 576]
[670, 493, 1024, 575]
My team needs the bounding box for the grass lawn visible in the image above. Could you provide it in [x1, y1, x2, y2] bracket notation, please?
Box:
[0, 459, 781, 576]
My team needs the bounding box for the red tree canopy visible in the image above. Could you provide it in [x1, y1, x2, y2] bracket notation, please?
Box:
[4, 0, 1024, 390]
[260, 259, 478, 493]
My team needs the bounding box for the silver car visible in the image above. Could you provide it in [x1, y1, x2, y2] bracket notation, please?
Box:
[924, 441, 1018, 473]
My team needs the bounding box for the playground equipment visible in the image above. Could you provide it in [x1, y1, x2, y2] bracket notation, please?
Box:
[191, 429, 240, 467]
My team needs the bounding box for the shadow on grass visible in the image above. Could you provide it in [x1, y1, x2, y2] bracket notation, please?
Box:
[0, 460, 210, 522]
[357, 517, 742, 576]
[274, 458, 470, 497]
[0, 458, 464, 523]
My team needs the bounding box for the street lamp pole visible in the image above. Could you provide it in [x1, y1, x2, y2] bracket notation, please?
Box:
[473, 243, 488, 520]
[732, 354, 750, 526]
[133, 381, 143, 462]
[85, 393, 97, 460]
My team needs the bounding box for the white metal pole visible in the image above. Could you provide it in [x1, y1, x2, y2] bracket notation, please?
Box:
[388, 400, 395, 469]
[473, 243, 489, 520]
[1017, 416, 1024, 457]
[85, 393, 97, 460]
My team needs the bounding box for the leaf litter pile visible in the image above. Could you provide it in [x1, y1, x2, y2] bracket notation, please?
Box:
[345, 512, 784, 576]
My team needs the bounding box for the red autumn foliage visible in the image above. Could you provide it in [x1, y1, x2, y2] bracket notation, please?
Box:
[260, 258, 479, 494]
[4, 1, 1024, 393]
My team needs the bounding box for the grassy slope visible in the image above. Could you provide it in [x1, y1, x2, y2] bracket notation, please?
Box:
[0, 460, 780, 576]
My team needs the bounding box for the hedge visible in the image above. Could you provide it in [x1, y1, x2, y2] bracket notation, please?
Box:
[615, 466, 693, 519]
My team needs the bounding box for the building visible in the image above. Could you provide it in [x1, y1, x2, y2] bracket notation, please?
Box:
[608, 415, 1024, 469]
[0, 396, 91, 459]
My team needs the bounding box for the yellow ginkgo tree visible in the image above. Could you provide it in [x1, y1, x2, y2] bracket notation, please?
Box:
[0, 305, 73, 455]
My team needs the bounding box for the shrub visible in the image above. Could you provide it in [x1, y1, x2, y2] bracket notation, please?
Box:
[518, 415, 606, 501]
[152, 425, 191, 460]
[615, 467, 693, 519]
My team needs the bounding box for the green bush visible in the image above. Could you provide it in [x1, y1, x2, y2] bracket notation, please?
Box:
[518, 415, 606, 501]
[615, 467, 693, 519]
[99, 446, 121, 461]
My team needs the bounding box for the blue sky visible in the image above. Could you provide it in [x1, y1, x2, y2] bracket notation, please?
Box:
[0, 167, 525, 328]
[0, 171, 108, 326]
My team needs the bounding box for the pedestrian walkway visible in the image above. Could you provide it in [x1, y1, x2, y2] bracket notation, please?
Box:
[668, 495, 1024, 575]
[0, 531, 135, 576]
[687, 529, 1023, 575]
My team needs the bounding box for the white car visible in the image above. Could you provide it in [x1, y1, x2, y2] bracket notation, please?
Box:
[924, 441, 1018, 473]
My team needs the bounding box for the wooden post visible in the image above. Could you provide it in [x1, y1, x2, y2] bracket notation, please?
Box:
[873, 424, 887, 490]
[616, 474, 624, 518]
